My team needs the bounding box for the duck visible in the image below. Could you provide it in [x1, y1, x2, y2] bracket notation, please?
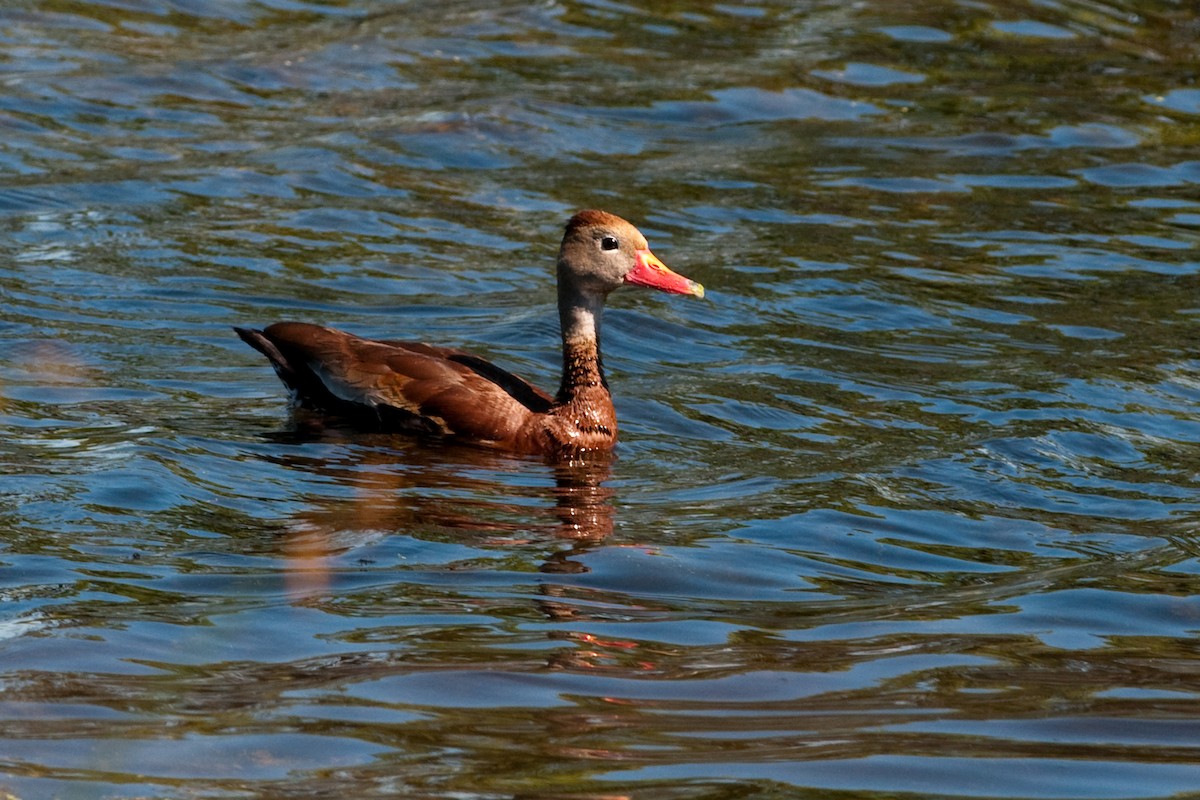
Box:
[235, 210, 704, 458]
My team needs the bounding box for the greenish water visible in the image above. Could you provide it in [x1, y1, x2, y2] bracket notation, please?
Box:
[3, 1, 1200, 798]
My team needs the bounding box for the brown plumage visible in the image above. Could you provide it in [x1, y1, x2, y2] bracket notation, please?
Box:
[235, 210, 704, 458]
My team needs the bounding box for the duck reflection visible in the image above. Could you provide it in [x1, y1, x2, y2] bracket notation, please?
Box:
[260, 418, 616, 596]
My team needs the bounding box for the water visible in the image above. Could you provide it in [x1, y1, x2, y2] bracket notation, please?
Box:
[3, 1, 1200, 798]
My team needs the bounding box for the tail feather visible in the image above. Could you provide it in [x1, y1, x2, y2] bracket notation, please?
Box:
[235, 324, 339, 410]
[236, 326, 298, 386]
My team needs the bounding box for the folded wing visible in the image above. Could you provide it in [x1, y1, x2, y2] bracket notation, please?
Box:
[235, 322, 553, 444]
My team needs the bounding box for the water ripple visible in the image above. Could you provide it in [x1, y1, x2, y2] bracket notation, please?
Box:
[5, 0, 1200, 798]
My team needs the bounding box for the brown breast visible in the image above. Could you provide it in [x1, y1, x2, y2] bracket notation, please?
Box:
[529, 384, 618, 457]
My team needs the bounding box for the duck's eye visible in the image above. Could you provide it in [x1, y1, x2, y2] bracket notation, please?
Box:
[600, 236, 619, 251]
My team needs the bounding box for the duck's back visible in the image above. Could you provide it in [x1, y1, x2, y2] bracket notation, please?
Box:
[236, 322, 554, 447]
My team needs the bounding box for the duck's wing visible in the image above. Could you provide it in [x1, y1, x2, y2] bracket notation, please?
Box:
[236, 322, 553, 443]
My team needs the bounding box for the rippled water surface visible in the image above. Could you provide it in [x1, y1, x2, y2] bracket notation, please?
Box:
[4, 1, 1200, 798]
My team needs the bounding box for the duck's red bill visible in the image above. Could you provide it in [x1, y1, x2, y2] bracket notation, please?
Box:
[624, 249, 705, 298]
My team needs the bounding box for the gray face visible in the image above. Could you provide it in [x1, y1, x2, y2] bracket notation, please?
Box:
[557, 211, 647, 296]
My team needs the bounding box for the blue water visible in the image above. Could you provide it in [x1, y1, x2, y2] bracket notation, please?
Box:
[3, 1, 1200, 798]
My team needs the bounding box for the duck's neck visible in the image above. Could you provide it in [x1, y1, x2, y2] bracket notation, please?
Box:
[556, 285, 609, 404]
